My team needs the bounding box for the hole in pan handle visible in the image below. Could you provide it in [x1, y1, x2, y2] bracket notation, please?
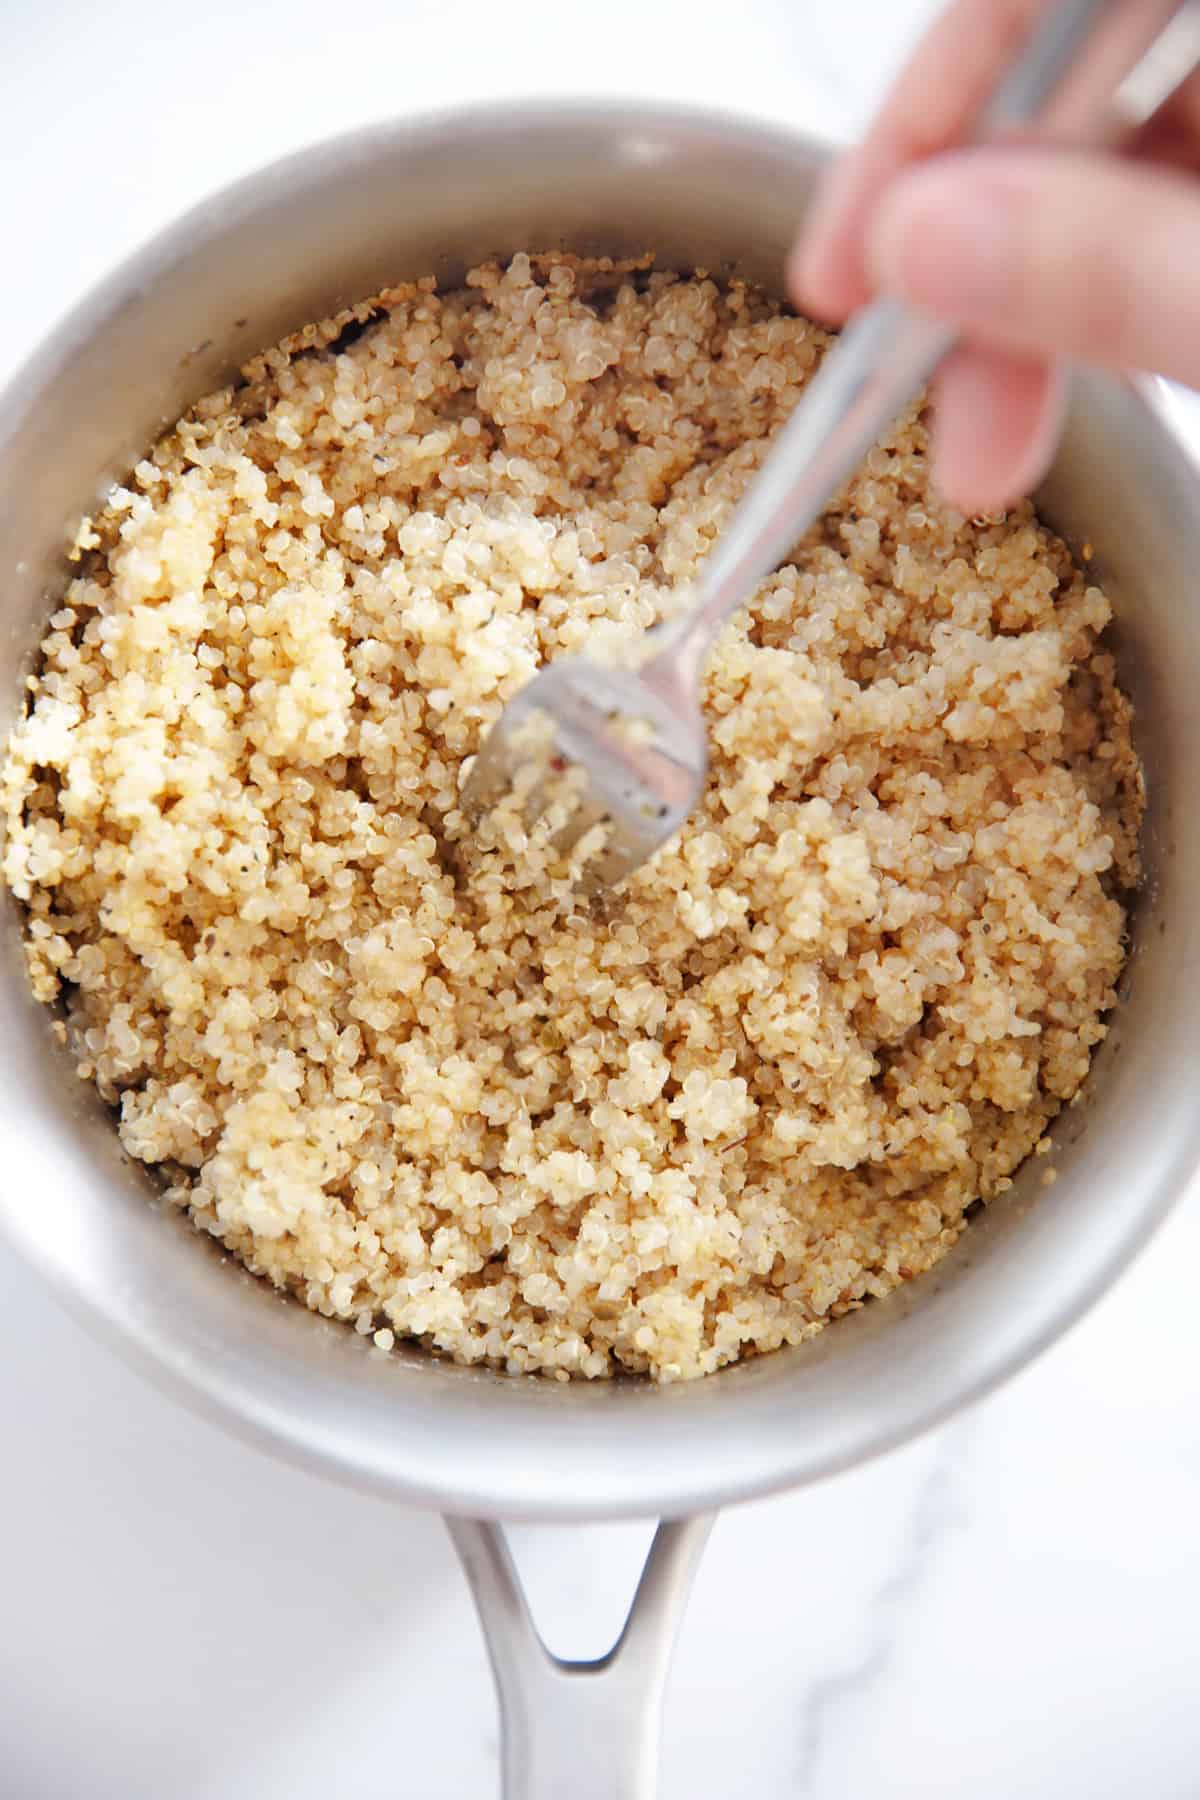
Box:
[448, 1513, 716, 1800]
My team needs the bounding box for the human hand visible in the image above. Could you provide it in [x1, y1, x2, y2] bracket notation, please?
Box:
[789, 0, 1200, 514]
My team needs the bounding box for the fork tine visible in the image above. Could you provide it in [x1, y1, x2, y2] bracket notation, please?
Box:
[549, 789, 609, 858]
[515, 751, 575, 834]
[582, 826, 650, 892]
[460, 731, 516, 816]
[462, 688, 564, 822]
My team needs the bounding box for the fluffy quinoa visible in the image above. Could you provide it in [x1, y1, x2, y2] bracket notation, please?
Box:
[1, 253, 1142, 1382]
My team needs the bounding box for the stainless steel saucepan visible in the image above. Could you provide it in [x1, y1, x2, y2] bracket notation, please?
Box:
[2, 103, 1198, 1800]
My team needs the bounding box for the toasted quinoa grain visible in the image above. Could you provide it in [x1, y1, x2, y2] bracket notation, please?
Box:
[1, 254, 1142, 1382]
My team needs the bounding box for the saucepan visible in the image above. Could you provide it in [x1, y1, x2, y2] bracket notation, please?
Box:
[2, 103, 1199, 1799]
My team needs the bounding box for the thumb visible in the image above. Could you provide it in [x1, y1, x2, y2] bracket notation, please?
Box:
[866, 146, 1200, 386]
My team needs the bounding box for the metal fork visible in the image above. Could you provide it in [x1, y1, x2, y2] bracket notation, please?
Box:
[461, 0, 1198, 890]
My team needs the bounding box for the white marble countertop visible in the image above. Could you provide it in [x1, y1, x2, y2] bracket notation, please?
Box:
[4, 2, 1200, 1795]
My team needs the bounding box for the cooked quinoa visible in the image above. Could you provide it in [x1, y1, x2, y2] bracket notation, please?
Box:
[1, 254, 1142, 1382]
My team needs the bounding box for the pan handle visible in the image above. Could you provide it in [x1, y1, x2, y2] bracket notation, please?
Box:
[448, 1512, 715, 1800]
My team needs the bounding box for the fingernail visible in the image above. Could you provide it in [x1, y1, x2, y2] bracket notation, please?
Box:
[866, 154, 1024, 320]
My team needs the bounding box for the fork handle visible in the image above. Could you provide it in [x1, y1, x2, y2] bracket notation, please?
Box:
[653, 299, 952, 687]
[651, 0, 1192, 687]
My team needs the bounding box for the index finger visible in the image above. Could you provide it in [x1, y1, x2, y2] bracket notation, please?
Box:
[791, 0, 1043, 322]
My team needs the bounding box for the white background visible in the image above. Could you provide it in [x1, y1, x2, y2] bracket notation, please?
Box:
[2, 2, 1200, 1795]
